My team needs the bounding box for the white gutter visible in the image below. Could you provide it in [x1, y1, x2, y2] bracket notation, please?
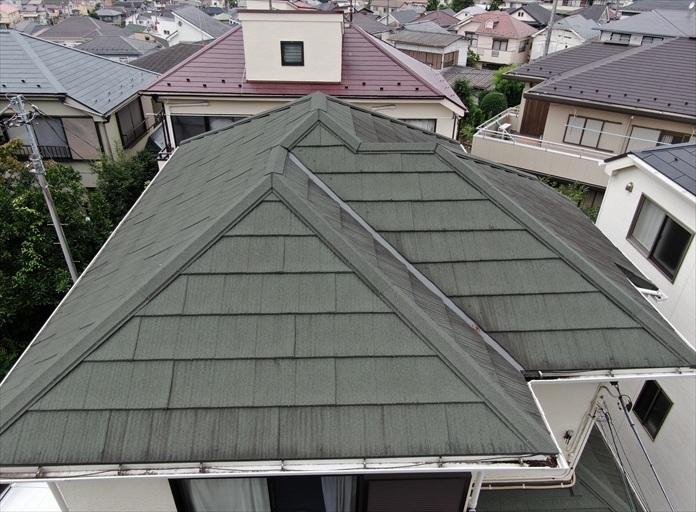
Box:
[1, 456, 571, 482]
[524, 367, 695, 382]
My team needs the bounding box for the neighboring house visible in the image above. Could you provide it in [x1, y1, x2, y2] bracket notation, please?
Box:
[12, 18, 46, 35]
[38, 16, 131, 47]
[0, 3, 21, 27]
[417, 8, 460, 30]
[529, 14, 599, 61]
[596, 9, 696, 45]
[75, 35, 161, 62]
[508, 2, 561, 29]
[619, 0, 694, 16]
[458, 11, 536, 69]
[130, 41, 207, 73]
[1, 92, 693, 512]
[350, 10, 393, 39]
[596, 143, 696, 512]
[571, 3, 618, 24]
[141, 10, 466, 151]
[399, 0, 427, 13]
[167, 5, 233, 45]
[454, 5, 486, 21]
[96, 7, 127, 25]
[379, 8, 419, 26]
[442, 65, 495, 102]
[370, 0, 405, 15]
[388, 21, 468, 69]
[471, 38, 696, 189]
[0, 31, 161, 187]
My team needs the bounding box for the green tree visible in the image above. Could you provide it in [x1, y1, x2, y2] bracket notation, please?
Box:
[450, 0, 474, 12]
[426, 0, 442, 11]
[487, 0, 501, 10]
[90, 148, 159, 227]
[452, 78, 476, 114]
[88, 10, 99, 18]
[540, 178, 600, 222]
[466, 48, 480, 67]
[479, 91, 508, 118]
[0, 140, 113, 379]
[492, 65, 525, 107]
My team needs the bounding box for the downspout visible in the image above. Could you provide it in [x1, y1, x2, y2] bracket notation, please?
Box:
[465, 471, 485, 511]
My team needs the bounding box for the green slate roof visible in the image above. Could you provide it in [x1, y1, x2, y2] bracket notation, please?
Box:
[0, 93, 693, 468]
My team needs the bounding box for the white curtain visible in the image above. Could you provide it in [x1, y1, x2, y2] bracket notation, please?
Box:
[182, 478, 271, 512]
[632, 199, 664, 251]
[321, 475, 357, 512]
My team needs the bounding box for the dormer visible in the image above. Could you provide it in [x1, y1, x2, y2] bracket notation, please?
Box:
[238, 10, 344, 83]
[484, 17, 498, 29]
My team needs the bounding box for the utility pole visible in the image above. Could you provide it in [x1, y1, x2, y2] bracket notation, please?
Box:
[12, 95, 79, 283]
[543, 0, 560, 57]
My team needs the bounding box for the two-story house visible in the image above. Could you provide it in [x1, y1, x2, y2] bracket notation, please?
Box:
[1, 92, 693, 512]
[596, 8, 696, 45]
[457, 11, 536, 69]
[596, 143, 695, 512]
[529, 14, 599, 61]
[387, 21, 468, 70]
[37, 16, 132, 47]
[0, 3, 21, 27]
[0, 30, 161, 187]
[471, 38, 696, 189]
[141, 9, 466, 153]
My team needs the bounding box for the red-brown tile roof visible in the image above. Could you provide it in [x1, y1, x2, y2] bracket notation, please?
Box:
[418, 10, 460, 27]
[143, 25, 465, 110]
[470, 11, 537, 38]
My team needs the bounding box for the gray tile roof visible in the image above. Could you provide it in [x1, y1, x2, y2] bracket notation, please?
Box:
[75, 35, 160, 56]
[390, 9, 420, 25]
[390, 29, 463, 48]
[631, 142, 696, 196]
[37, 16, 130, 40]
[0, 30, 159, 116]
[351, 11, 392, 34]
[621, 0, 694, 13]
[525, 38, 696, 120]
[173, 5, 233, 39]
[553, 14, 600, 41]
[129, 41, 208, 74]
[513, 2, 562, 25]
[0, 93, 692, 469]
[598, 9, 696, 37]
[442, 65, 494, 90]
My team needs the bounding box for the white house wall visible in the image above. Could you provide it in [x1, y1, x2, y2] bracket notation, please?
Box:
[530, 29, 585, 61]
[597, 161, 696, 344]
[57, 478, 177, 511]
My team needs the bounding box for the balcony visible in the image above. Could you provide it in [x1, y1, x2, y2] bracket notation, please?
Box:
[470, 108, 612, 188]
[15, 144, 72, 162]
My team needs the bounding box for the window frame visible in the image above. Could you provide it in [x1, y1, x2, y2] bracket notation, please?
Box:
[610, 32, 630, 43]
[562, 115, 606, 149]
[469, 34, 478, 48]
[627, 195, 693, 281]
[633, 380, 672, 439]
[492, 39, 508, 51]
[116, 98, 147, 149]
[280, 41, 304, 67]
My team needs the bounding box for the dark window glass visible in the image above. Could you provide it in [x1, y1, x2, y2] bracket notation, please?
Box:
[171, 116, 207, 145]
[634, 380, 672, 439]
[272, 476, 326, 512]
[117, 99, 146, 148]
[281, 41, 304, 66]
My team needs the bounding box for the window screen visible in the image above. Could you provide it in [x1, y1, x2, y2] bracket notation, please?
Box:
[281, 41, 304, 66]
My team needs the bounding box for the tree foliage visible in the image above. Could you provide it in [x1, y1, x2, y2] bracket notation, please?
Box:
[541, 178, 600, 222]
[426, 0, 442, 11]
[0, 141, 113, 378]
[466, 48, 480, 67]
[492, 65, 525, 107]
[487, 0, 501, 10]
[450, 0, 474, 12]
[479, 91, 508, 118]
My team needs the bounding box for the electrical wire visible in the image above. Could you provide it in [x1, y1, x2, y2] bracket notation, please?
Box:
[30, 105, 104, 157]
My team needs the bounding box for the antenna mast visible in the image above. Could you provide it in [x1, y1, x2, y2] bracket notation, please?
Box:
[11, 95, 79, 283]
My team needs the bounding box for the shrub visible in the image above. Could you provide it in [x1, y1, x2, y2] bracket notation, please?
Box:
[479, 91, 508, 118]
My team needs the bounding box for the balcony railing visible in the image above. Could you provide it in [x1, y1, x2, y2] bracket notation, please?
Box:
[474, 108, 612, 162]
[16, 144, 72, 161]
[120, 117, 149, 149]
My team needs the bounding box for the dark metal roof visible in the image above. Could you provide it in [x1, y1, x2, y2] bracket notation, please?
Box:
[631, 142, 696, 195]
[510, 2, 562, 25]
[173, 5, 233, 39]
[598, 9, 696, 37]
[37, 16, 130, 39]
[2, 93, 693, 470]
[350, 11, 392, 34]
[75, 35, 160, 56]
[505, 41, 632, 83]
[390, 9, 419, 25]
[526, 38, 696, 120]
[0, 30, 159, 115]
[442, 65, 494, 90]
[130, 42, 208, 74]
[389, 29, 463, 48]
[143, 25, 465, 110]
[621, 0, 695, 13]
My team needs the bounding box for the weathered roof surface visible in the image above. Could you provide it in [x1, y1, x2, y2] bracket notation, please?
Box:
[143, 25, 465, 111]
[442, 65, 494, 90]
[621, 0, 694, 12]
[2, 93, 694, 470]
[512, 2, 562, 25]
[390, 29, 463, 48]
[75, 35, 160, 55]
[404, 20, 451, 33]
[123, 23, 147, 33]
[0, 94, 562, 467]
[130, 41, 208, 73]
[0, 30, 159, 115]
[526, 37, 696, 120]
[418, 9, 460, 27]
[36, 16, 130, 39]
[572, 4, 615, 22]
[468, 11, 537, 37]
[351, 11, 392, 33]
[173, 5, 233, 39]
[630, 142, 696, 196]
[553, 15, 600, 41]
[390, 9, 419, 25]
[598, 9, 696, 37]
[477, 427, 640, 511]
[505, 41, 632, 83]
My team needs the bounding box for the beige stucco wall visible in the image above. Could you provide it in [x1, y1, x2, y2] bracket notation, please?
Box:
[57, 478, 177, 512]
[530, 29, 585, 61]
[542, 103, 696, 155]
[239, 11, 344, 83]
[597, 159, 696, 344]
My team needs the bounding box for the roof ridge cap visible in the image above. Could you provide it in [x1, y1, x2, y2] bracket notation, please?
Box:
[11, 32, 65, 93]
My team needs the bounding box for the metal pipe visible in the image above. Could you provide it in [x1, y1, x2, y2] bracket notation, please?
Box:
[467, 471, 485, 511]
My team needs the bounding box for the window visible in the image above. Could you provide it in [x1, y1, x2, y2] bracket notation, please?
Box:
[171, 116, 247, 145]
[400, 119, 436, 131]
[563, 115, 605, 148]
[519, 39, 528, 52]
[642, 36, 663, 44]
[627, 126, 693, 152]
[281, 41, 304, 66]
[610, 32, 630, 43]
[629, 197, 692, 280]
[633, 381, 672, 438]
[116, 99, 146, 148]
[469, 34, 478, 48]
[517, 11, 524, 16]
[492, 39, 508, 51]
[3, 116, 71, 160]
